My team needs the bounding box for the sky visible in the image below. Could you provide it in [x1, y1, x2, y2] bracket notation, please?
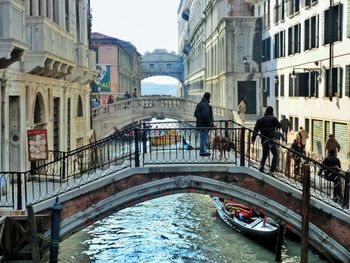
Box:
[90, 0, 180, 84]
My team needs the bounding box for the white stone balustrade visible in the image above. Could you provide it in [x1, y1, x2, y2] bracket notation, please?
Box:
[91, 96, 236, 139]
[0, 0, 29, 60]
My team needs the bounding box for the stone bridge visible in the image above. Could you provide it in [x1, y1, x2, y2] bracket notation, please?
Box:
[91, 96, 238, 140]
[1, 123, 349, 262]
[28, 165, 350, 263]
[141, 49, 183, 82]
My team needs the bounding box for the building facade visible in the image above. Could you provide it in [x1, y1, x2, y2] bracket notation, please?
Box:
[0, 0, 96, 171]
[91, 32, 141, 104]
[178, 0, 262, 114]
[255, 0, 350, 160]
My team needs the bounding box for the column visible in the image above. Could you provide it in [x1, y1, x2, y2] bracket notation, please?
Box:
[32, 0, 39, 16]
[40, 0, 47, 17]
[47, 0, 53, 20]
[24, 0, 30, 16]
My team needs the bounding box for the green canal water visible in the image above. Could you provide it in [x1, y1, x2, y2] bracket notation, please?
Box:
[57, 194, 329, 263]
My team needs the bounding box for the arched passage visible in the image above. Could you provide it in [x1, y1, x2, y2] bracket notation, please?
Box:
[141, 76, 179, 97]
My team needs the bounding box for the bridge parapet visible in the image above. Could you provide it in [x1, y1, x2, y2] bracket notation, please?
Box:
[91, 96, 236, 139]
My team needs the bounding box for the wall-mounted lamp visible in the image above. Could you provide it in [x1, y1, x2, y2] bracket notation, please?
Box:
[291, 62, 323, 81]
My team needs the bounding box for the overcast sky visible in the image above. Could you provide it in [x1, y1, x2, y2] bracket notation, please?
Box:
[91, 0, 180, 84]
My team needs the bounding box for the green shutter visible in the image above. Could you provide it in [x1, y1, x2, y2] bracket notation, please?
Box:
[345, 65, 350, 97]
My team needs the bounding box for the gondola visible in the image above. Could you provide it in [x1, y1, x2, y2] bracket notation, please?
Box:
[211, 197, 279, 247]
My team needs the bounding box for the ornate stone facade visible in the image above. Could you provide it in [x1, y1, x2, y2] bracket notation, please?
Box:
[178, 0, 261, 115]
[0, 0, 96, 171]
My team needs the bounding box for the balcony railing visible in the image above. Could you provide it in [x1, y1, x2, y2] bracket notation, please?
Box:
[25, 16, 74, 62]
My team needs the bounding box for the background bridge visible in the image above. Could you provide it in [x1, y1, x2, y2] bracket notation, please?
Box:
[0, 121, 349, 262]
[91, 96, 238, 139]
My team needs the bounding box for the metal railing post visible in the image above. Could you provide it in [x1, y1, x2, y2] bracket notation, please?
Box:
[343, 171, 349, 209]
[134, 128, 140, 167]
[17, 172, 22, 210]
[142, 123, 147, 154]
[61, 151, 66, 180]
[240, 128, 246, 166]
[301, 163, 311, 263]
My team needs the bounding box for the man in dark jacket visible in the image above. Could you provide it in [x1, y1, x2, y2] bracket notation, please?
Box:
[280, 115, 291, 143]
[319, 149, 342, 201]
[194, 92, 214, 156]
[252, 106, 281, 173]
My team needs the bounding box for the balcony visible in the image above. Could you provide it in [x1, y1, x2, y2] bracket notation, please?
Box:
[0, 0, 30, 68]
[23, 16, 75, 78]
[67, 46, 97, 84]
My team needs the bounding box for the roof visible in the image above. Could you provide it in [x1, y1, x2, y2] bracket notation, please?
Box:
[91, 32, 139, 55]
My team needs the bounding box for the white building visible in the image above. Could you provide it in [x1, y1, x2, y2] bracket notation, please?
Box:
[256, 0, 350, 161]
[178, 0, 262, 116]
[0, 0, 96, 171]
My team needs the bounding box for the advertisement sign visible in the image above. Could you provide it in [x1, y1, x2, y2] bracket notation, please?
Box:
[27, 129, 48, 161]
[92, 65, 111, 92]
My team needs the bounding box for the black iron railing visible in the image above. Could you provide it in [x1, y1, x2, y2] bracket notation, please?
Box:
[0, 120, 348, 213]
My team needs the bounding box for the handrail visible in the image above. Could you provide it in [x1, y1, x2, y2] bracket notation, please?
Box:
[0, 120, 348, 214]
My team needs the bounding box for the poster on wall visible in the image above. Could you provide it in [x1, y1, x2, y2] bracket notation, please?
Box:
[92, 65, 111, 92]
[27, 129, 48, 161]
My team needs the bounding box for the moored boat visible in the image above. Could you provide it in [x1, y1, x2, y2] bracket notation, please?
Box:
[211, 197, 279, 247]
[151, 130, 181, 146]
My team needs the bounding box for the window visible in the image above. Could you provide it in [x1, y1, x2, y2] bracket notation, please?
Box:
[167, 63, 172, 69]
[325, 67, 343, 97]
[280, 75, 285, 96]
[77, 95, 83, 117]
[324, 4, 343, 45]
[289, 0, 300, 16]
[262, 38, 271, 62]
[294, 117, 299, 131]
[305, 0, 317, 7]
[288, 24, 301, 55]
[274, 31, 285, 58]
[289, 74, 295, 97]
[289, 116, 294, 130]
[262, 77, 270, 106]
[345, 65, 350, 97]
[150, 64, 155, 69]
[304, 15, 319, 50]
[275, 76, 279, 97]
[263, 0, 271, 29]
[296, 72, 319, 97]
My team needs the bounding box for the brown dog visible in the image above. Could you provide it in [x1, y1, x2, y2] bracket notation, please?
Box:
[211, 134, 230, 160]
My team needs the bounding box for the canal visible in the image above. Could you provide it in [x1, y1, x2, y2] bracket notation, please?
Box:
[58, 194, 328, 262]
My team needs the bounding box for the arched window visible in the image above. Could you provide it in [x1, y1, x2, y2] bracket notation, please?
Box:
[77, 95, 83, 117]
[34, 92, 45, 124]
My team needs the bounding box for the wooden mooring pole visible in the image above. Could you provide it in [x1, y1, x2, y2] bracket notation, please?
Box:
[27, 204, 40, 263]
[275, 224, 285, 262]
[301, 163, 311, 263]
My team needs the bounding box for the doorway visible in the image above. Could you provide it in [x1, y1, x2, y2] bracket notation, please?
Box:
[237, 81, 256, 114]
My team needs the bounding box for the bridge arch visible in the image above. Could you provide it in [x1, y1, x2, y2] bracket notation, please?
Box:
[35, 166, 349, 263]
[141, 49, 184, 82]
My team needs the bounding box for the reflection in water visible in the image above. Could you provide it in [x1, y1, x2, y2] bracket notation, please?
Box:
[59, 194, 328, 263]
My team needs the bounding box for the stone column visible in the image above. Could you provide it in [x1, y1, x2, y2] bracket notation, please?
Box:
[40, 0, 47, 17]
[24, 0, 30, 16]
[32, 0, 39, 16]
[47, 0, 53, 20]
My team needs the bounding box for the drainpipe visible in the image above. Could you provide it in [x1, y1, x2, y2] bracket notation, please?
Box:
[328, 0, 334, 101]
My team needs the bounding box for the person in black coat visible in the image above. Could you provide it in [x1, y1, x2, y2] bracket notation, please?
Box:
[252, 106, 281, 173]
[194, 92, 214, 156]
[280, 115, 291, 143]
[318, 149, 342, 201]
[291, 135, 304, 176]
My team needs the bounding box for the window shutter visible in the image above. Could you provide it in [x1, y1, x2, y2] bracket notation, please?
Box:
[345, 65, 350, 97]
[289, 74, 294, 97]
[305, 19, 310, 50]
[280, 74, 285, 96]
[347, 1, 350, 38]
[337, 67, 343, 97]
[267, 77, 270, 96]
